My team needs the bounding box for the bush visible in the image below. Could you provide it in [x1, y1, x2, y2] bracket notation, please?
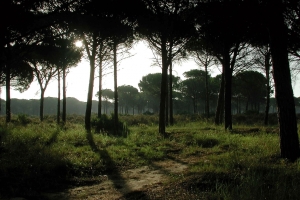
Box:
[91, 114, 129, 136]
[17, 114, 31, 125]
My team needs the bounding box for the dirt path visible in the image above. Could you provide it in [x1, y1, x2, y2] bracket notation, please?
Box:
[43, 159, 190, 200]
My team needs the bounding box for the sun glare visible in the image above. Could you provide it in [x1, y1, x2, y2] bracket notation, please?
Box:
[75, 40, 83, 47]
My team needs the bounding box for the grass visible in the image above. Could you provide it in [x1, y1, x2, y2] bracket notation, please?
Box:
[0, 115, 300, 199]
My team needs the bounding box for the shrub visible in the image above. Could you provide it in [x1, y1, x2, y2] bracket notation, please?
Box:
[91, 114, 129, 136]
[17, 114, 31, 125]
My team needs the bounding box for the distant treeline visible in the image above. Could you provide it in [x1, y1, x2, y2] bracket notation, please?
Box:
[3, 96, 300, 117]
[0, 97, 114, 116]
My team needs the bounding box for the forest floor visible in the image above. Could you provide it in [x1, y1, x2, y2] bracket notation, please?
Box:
[42, 154, 198, 200]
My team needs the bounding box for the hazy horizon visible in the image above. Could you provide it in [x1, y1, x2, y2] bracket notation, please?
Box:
[2, 41, 300, 102]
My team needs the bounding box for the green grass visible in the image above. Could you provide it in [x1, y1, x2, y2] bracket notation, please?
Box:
[0, 115, 300, 199]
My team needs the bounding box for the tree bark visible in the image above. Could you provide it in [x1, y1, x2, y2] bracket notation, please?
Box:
[98, 45, 103, 119]
[165, 75, 169, 126]
[268, 0, 299, 161]
[264, 51, 271, 126]
[57, 68, 61, 124]
[113, 42, 119, 135]
[214, 72, 224, 125]
[84, 33, 97, 131]
[224, 48, 233, 130]
[62, 66, 67, 124]
[169, 61, 174, 125]
[40, 89, 45, 121]
[5, 64, 10, 123]
[205, 64, 210, 119]
[159, 37, 168, 135]
[5, 43, 12, 123]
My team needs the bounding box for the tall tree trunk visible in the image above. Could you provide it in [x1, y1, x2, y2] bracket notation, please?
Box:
[268, 0, 299, 161]
[85, 59, 95, 131]
[98, 45, 103, 119]
[169, 61, 174, 125]
[264, 50, 271, 126]
[205, 64, 210, 119]
[57, 68, 61, 124]
[165, 75, 169, 126]
[40, 89, 45, 121]
[113, 42, 119, 135]
[159, 38, 168, 135]
[62, 66, 67, 124]
[84, 33, 97, 131]
[5, 65, 10, 123]
[224, 49, 233, 130]
[214, 72, 224, 125]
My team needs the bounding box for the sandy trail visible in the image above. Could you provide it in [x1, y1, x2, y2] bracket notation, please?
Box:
[43, 159, 189, 200]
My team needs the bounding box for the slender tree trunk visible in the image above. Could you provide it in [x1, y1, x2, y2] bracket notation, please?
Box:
[85, 59, 95, 131]
[5, 65, 10, 123]
[159, 38, 168, 135]
[264, 51, 271, 126]
[169, 61, 174, 125]
[5, 43, 12, 123]
[62, 67, 67, 124]
[98, 63, 102, 119]
[113, 42, 119, 135]
[84, 33, 97, 131]
[57, 68, 61, 124]
[268, 0, 299, 161]
[98, 45, 103, 119]
[40, 89, 45, 121]
[205, 64, 210, 119]
[224, 49, 233, 130]
[214, 72, 224, 125]
[165, 75, 169, 126]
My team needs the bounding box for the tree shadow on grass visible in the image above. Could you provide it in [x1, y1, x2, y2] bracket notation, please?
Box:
[86, 130, 137, 197]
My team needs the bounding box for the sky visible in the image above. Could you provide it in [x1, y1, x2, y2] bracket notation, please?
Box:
[2, 41, 300, 102]
[3, 41, 205, 102]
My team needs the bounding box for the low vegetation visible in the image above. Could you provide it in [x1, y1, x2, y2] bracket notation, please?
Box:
[0, 114, 300, 199]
